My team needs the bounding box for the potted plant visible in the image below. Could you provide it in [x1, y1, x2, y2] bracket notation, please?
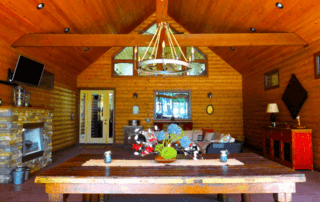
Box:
[154, 124, 185, 160]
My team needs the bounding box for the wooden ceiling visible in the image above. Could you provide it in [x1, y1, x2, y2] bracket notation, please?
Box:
[168, 0, 320, 74]
[2, 0, 320, 75]
[0, 0, 155, 74]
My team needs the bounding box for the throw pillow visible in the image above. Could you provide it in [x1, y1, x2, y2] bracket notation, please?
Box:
[219, 134, 231, 143]
[202, 128, 214, 140]
[192, 130, 203, 142]
[203, 132, 215, 142]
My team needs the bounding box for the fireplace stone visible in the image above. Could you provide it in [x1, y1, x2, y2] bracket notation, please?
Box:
[0, 106, 52, 183]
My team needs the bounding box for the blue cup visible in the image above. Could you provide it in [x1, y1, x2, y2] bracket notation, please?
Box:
[220, 150, 229, 162]
[12, 167, 25, 184]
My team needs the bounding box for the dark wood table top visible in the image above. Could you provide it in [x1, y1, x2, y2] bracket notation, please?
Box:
[35, 153, 306, 184]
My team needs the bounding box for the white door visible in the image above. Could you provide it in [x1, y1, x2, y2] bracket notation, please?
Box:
[79, 90, 114, 144]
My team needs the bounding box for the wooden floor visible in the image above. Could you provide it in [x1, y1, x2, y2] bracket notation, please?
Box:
[0, 145, 319, 202]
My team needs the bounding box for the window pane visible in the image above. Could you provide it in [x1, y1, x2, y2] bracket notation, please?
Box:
[187, 47, 206, 60]
[114, 47, 133, 60]
[155, 91, 191, 120]
[138, 47, 154, 60]
[114, 63, 133, 76]
[187, 63, 206, 76]
[142, 23, 157, 35]
[164, 47, 182, 59]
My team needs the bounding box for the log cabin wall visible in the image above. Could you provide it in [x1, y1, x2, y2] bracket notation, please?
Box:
[77, 14, 243, 144]
[242, 37, 320, 170]
[0, 40, 77, 153]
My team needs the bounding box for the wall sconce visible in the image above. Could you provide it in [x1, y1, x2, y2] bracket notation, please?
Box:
[207, 92, 212, 98]
[133, 93, 138, 99]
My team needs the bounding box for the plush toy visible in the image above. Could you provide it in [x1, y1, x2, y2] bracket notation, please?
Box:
[129, 129, 155, 156]
[180, 136, 202, 160]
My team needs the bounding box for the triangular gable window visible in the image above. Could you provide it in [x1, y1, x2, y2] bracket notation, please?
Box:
[114, 47, 133, 60]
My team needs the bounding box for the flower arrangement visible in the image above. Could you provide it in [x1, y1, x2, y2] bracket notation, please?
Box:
[154, 124, 184, 159]
[130, 123, 200, 160]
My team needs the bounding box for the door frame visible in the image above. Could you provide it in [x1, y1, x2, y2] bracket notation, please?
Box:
[77, 88, 116, 144]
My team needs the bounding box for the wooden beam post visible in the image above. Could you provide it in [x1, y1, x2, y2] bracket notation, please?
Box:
[12, 33, 308, 47]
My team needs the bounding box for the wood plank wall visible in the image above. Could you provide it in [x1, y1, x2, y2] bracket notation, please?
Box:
[0, 40, 77, 152]
[242, 36, 320, 169]
[77, 14, 243, 144]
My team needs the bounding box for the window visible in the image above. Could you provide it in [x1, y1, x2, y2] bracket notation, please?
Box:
[112, 23, 207, 77]
[154, 91, 191, 120]
[265, 69, 279, 90]
[113, 47, 134, 76]
[314, 52, 320, 79]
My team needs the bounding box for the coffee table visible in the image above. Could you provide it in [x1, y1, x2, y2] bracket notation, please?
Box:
[35, 153, 306, 202]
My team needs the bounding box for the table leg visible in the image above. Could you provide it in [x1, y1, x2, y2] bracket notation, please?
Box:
[83, 194, 92, 202]
[241, 194, 251, 202]
[217, 194, 227, 202]
[273, 193, 292, 202]
[98, 194, 110, 202]
[48, 194, 69, 202]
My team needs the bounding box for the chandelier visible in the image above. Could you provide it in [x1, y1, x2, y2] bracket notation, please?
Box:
[135, 21, 195, 75]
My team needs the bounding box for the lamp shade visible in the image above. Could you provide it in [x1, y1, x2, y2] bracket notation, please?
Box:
[266, 103, 279, 113]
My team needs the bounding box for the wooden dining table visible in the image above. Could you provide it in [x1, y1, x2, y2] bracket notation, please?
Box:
[35, 153, 306, 202]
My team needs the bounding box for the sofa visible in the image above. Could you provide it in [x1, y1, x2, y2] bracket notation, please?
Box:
[182, 129, 243, 154]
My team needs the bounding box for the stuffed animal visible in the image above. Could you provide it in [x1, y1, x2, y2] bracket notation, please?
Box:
[129, 129, 155, 156]
[180, 136, 202, 160]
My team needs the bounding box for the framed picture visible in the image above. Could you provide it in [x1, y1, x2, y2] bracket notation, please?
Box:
[264, 68, 279, 90]
[206, 105, 214, 115]
[133, 106, 139, 114]
[314, 51, 320, 79]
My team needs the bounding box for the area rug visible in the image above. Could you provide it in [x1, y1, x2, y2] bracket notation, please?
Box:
[82, 159, 244, 167]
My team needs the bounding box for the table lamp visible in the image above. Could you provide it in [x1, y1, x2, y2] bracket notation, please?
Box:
[266, 103, 279, 127]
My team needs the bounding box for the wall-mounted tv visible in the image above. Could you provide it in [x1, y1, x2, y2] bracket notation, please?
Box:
[12, 55, 45, 86]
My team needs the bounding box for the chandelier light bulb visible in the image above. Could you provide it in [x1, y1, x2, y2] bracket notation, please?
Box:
[162, 41, 165, 57]
[134, 46, 137, 60]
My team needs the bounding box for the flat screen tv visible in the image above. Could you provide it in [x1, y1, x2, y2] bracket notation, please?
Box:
[12, 55, 45, 86]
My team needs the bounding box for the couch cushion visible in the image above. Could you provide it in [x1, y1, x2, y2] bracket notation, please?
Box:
[202, 128, 214, 140]
[192, 130, 203, 141]
[203, 132, 215, 141]
[213, 132, 223, 140]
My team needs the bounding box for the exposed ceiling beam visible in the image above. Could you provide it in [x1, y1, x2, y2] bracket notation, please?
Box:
[156, 0, 168, 24]
[12, 33, 308, 47]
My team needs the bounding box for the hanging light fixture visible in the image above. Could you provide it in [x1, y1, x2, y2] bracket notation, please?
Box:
[135, 1, 194, 75]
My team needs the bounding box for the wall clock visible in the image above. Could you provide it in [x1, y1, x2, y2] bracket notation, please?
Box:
[206, 105, 214, 115]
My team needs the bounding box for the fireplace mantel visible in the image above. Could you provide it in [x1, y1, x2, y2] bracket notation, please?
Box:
[0, 106, 53, 183]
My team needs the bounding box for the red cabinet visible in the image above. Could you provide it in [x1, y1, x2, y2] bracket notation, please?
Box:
[262, 127, 313, 170]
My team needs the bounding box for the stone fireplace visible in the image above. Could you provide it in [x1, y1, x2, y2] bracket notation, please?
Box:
[0, 107, 52, 183]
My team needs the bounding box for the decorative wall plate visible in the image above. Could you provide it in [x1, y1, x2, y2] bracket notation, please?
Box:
[206, 105, 214, 115]
[133, 105, 139, 114]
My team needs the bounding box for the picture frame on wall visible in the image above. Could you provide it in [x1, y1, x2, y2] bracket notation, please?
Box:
[314, 51, 320, 79]
[206, 104, 214, 115]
